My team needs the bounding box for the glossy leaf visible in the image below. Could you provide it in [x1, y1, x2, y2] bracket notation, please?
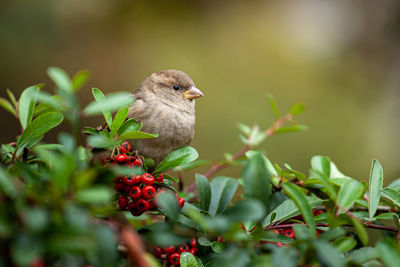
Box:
[180, 252, 200, 267]
[242, 151, 274, 209]
[311, 156, 331, 177]
[309, 169, 337, 201]
[85, 90, 134, 116]
[117, 118, 142, 136]
[118, 131, 158, 141]
[208, 176, 238, 216]
[91, 88, 112, 127]
[19, 85, 39, 129]
[155, 146, 199, 173]
[174, 160, 211, 171]
[110, 107, 128, 136]
[17, 112, 63, 149]
[336, 179, 364, 212]
[282, 183, 316, 237]
[47, 67, 73, 93]
[0, 97, 16, 115]
[368, 159, 383, 218]
[381, 187, 400, 208]
[196, 174, 211, 211]
[156, 192, 179, 220]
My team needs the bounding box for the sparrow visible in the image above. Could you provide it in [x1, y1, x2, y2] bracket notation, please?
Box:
[126, 70, 203, 164]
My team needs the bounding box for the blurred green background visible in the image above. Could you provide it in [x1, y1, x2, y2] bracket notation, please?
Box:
[1, 0, 399, 183]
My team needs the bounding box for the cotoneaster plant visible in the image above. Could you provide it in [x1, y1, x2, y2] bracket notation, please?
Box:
[0, 67, 399, 267]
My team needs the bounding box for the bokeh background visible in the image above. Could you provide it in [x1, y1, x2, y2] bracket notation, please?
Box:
[1, 0, 400, 184]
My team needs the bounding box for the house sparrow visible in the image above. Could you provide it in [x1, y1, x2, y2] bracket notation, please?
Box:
[126, 70, 203, 164]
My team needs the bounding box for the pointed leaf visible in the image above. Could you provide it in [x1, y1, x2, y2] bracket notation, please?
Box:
[368, 159, 383, 218]
[19, 85, 39, 129]
[118, 131, 158, 141]
[91, 88, 112, 127]
[381, 187, 400, 208]
[274, 125, 307, 134]
[154, 146, 198, 173]
[0, 97, 16, 115]
[17, 112, 63, 149]
[196, 174, 211, 211]
[180, 252, 200, 267]
[208, 176, 238, 216]
[336, 179, 364, 212]
[72, 70, 90, 91]
[6, 89, 17, 108]
[376, 238, 400, 267]
[266, 93, 280, 119]
[110, 107, 128, 136]
[282, 183, 316, 237]
[117, 118, 142, 136]
[311, 156, 331, 177]
[84, 91, 134, 116]
[290, 103, 306, 115]
[47, 67, 72, 93]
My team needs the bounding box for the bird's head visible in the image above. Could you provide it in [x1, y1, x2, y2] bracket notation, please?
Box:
[140, 70, 203, 106]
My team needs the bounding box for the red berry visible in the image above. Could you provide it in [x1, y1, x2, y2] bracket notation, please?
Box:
[114, 182, 125, 192]
[284, 228, 295, 239]
[313, 209, 324, 216]
[217, 236, 223, 243]
[116, 154, 129, 163]
[123, 175, 141, 185]
[190, 238, 197, 248]
[189, 248, 198, 255]
[130, 157, 142, 167]
[141, 173, 154, 185]
[129, 186, 142, 200]
[177, 243, 189, 253]
[154, 247, 162, 257]
[156, 174, 164, 183]
[169, 253, 180, 265]
[149, 200, 156, 210]
[177, 197, 185, 209]
[135, 199, 150, 212]
[118, 195, 129, 210]
[163, 245, 176, 254]
[142, 185, 156, 199]
[120, 141, 131, 153]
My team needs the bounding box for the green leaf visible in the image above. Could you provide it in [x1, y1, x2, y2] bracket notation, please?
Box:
[0, 97, 16, 115]
[117, 118, 142, 136]
[332, 236, 357, 253]
[84, 91, 134, 116]
[0, 167, 16, 197]
[91, 88, 112, 127]
[82, 127, 99, 135]
[242, 151, 274, 210]
[308, 170, 337, 201]
[284, 163, 306, 180]
[174, 160, 211, 171]
[274, 125, 307, 134]
[263, 196, 322, 226]
[237, 122, 251, 135]
[17, 112, 63, 149]
[196, 174, 211, 211]
[375, 212, 399, 220]
[87, 134, 118, 149]
[381, 187, 400, 208]
[266, 93, 280, 119]
[318, 227, 346, 241]
[314, 240, 345, 267]
[282, 183, 316, 237]
[76, 186, 113, 204]
[346, 247, 378, 264]
[336, 179, 364, 213]
[311, 155, 331, 177]
[19, 85, 39, 129]
[376, 238, 400, 267]
[211, 241, 223, 253]
[222, 199, 265, 222]
[156, 192, 179, 220]
[198, 237, 213, 246]
[6, 88, 17, 108]
[72, 70, 90, 91]
[290, 103, 306, 115]
[368, 159, 383, 218]
[47, 67, 73, 93]
[118, 131, 158, 141]
[180, 252, 200, 267]
[110, 107, 129, 136]
[208, 176, 239, 216]
[351, 217, 368, 246]
[35, 91, 63, 111]
[155, 146, 199, 173]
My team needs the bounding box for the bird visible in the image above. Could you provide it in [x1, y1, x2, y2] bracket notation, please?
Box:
[124, 70, 203, 164]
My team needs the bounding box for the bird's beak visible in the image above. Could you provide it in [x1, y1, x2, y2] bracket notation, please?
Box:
[183, 87, 204, 100]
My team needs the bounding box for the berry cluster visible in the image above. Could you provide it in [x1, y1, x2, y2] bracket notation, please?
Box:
[153, 239, 198, 266]
[109, 142, 185, 216]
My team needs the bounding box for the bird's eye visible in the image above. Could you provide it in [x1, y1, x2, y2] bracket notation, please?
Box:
[172, 85, 180, 90]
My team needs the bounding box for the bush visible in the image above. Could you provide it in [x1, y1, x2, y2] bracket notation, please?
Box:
[1, 67, 399, 267]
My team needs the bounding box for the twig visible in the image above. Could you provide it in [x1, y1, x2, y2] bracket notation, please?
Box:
[265, 222, 398, 232]
[185, 114, 293, 193]
[119, 225, 151, 267]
